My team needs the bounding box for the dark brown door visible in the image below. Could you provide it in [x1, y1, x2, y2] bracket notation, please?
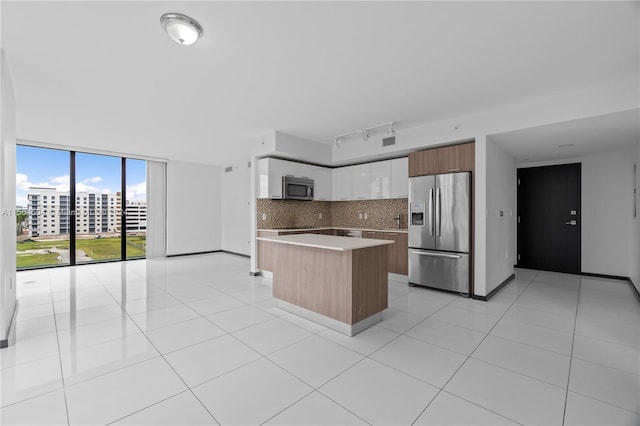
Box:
[517, 163, 581, 273]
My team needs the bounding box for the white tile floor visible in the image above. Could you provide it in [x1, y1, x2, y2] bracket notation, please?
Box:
[1, 253, 639, 425]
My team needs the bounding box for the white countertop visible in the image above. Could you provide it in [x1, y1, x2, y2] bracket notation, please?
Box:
[257, 227, 408, 234]
[256, 233, 395, 251]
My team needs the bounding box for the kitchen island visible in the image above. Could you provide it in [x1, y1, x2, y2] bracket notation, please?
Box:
[256, 233, 394, 336]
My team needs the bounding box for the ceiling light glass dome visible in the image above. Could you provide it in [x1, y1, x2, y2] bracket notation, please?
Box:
[160, 13, 202, 45]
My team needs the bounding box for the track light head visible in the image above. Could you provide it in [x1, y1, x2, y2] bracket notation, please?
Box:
[387, 122, 396, 137]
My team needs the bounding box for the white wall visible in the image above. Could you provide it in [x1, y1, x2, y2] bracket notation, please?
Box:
[632, 141, 640, 292]
[221, 160, 251, 256]
[166, 161, 221, 256]
[518, 144, 637, 278]
[474, 137, 487, 297]
[581, 146, 636, 276]
[1, 50, 18, 343]
[484, 139, 516, 296]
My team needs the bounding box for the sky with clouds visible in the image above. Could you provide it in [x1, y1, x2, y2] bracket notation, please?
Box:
[16, 145, 146, 207]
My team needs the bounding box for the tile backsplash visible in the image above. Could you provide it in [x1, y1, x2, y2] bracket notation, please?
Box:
[256, 199, 332, 229]
[257, 198, 408, 230]
[331, 199, 408, 229]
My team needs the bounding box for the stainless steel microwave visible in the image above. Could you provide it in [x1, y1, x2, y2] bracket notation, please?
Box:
[282, 176, 314, 201]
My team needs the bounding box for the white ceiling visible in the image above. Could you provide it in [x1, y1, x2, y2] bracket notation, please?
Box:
[490, 109, 640, 163]
[2, 1, 638, 166]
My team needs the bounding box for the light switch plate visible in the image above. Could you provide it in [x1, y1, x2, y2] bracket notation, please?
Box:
[262, 213, 266, 220]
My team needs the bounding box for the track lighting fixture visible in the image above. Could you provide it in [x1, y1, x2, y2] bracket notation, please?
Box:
[333, 121, 396, 148]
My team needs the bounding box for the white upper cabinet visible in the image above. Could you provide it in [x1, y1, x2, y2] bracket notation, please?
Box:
[390, 157, 409, 198]
[257, 158, 319, 199]
[257, 156, 408, 201]
[370, 161, 391, 199]
[311, 167, 332, 201]
[352, 164, 371, 200]
[333, 167, 353, 200]
[266, 158, 285, 199]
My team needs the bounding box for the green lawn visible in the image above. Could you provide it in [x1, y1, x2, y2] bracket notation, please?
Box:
[17, 252, 60, 268]
[17, 236, 146, 269]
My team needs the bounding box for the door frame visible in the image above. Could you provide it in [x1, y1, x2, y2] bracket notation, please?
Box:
[516, 162, 582, 274]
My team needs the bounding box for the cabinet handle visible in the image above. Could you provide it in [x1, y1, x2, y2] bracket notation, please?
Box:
[388, 233, 398, 236]
[357, 197, 365, 200]
[448, 168, 461, 172]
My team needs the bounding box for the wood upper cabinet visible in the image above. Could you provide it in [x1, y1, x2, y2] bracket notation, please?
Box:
[438, 142, 475, 173]
[409, 142, 475, 177]
[409, 149, 439, 177]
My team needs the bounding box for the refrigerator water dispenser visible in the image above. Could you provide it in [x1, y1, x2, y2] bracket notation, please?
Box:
[411, 203, 425, 226]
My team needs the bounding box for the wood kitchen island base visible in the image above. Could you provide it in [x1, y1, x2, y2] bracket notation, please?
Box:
[258, 234, 393, 336]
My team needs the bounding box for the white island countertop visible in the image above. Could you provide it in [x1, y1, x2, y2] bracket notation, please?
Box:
[256, 233, 394, 251]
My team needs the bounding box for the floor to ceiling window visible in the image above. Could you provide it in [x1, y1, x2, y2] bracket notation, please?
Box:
[16, 146, 71, 268]
[74, 152, 123, 264]
[16, 145, 148, 269]
[125, 158, 147, 259]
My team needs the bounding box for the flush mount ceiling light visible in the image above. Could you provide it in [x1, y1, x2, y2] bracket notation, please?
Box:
[160, 13, 202, 45]
[334, 122, 396, 148]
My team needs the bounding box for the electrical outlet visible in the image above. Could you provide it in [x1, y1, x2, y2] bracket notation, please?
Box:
[364, 213, 368, 220]
[319, 213, 322, 219]
[261, 213, 266, 221]
[358, 212, 363, 220]
[505, 251, 509, 259]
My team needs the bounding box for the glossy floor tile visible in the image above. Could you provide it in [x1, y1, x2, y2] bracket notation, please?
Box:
[263, 391, 368, 425]
[111, 391, 218, 425]
[3, 256, 639, 425]
[319, 358, 439, 425]
[267, 335, 364, 387]
[192, 358, 312, 425]
[414, 391, 518, 425]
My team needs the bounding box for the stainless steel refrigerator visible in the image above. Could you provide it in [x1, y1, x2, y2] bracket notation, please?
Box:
[408, 172, 471, 294]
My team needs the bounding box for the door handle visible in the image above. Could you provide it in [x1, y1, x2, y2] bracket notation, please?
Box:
[565, 220, 577, 226]
[435, 188, 441, 237]
[412, 250, 461, 259]
[428, 188, 433, 236]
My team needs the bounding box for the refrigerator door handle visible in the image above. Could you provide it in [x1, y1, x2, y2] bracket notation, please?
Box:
[411, 250, 461, 260]
[428, 188, 434, 236]
[435, 187, 441, 237]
